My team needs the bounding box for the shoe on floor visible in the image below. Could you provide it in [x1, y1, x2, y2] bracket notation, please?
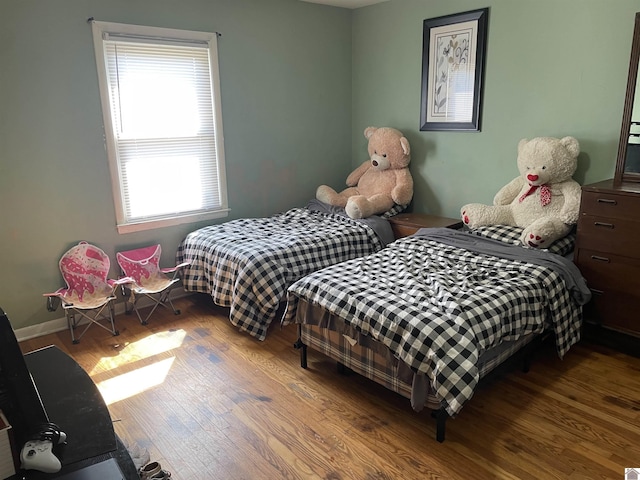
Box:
[139, 461, 171, 480]
[150, 470, 172, 479]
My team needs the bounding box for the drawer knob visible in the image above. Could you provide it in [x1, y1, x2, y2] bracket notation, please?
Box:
[596, 198, 617, 205]
[590, 255, 610, 263]
[593, 221, 614, 229]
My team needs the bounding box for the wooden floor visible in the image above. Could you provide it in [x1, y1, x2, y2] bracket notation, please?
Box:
[19, 295, 640, 480]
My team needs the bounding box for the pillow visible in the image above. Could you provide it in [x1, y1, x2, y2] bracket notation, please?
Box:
[467, 224, 576, 256]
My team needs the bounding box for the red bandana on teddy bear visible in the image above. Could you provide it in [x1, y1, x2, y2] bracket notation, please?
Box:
[518, 173, 551, 206]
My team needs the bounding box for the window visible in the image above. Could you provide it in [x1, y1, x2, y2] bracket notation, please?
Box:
[91, 21, 228, 233]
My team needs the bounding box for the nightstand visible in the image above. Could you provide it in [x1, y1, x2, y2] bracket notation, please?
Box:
[388, 213, 463, 239]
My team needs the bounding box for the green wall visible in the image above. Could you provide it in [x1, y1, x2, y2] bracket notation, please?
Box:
[352, 0, 639, 217]
[0, 0, 352, 329]
[2, 0, 639, 331]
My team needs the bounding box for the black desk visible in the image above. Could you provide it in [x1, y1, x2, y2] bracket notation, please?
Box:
[12, 346, 137, 479]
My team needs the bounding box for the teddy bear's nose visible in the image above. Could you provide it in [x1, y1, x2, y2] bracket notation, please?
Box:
[527, 174, 539, 182]
[372, 160, 378, 167]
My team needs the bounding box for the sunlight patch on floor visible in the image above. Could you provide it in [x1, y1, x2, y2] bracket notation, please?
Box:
[97, 356, 175, 405]
[89, 329, 187, 375]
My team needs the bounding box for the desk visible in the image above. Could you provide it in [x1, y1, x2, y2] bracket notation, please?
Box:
[12, 346, 137, 479]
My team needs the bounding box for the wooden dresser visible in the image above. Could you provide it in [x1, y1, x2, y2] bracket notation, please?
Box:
[574, 179, 640, 337]
[388, 213, 463, 239]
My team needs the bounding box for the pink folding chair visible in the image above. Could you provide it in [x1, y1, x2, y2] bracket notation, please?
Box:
[116, 244, 191, 325]
[43, 241, 133, 344]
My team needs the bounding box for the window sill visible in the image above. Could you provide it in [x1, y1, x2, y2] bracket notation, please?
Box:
[117, 209, 230, 234]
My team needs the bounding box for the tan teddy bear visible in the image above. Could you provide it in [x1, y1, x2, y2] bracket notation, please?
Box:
[460, 136, 582, 248]
[316, 126, 413, 219]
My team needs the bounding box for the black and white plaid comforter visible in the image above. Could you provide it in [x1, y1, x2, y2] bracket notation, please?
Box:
[176, 207, 386, 340]
[282, 230, 586, 416]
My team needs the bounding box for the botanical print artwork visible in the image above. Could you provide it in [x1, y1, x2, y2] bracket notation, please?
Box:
[420, 8, 488, 131]
[429, 23, 476, 122]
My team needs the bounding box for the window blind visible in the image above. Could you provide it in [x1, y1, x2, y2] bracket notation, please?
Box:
[102, 36, 222, 223]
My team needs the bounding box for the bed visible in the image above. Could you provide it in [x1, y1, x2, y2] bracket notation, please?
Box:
[280, 225, 591, 441]
[175, 200, 398, 340]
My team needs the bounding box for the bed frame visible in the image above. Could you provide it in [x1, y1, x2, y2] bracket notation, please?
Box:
[292, 303, 549, 443]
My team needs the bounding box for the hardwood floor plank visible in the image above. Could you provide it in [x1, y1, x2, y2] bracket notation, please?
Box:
[18, 294, 640, 479]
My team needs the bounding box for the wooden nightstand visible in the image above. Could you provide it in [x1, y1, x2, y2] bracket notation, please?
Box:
[388, 213, 463, 239]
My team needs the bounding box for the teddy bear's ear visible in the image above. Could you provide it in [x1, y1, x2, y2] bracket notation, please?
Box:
[560, 136, 580, 157]
[400, 137, 410, 156]
[517, 138, 529, 153]
[364, 126, 377, 139]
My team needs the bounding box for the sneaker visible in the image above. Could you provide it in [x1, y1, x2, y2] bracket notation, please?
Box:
[139, 461, 161, 480]
[150, 470, 172, 480]
[139, 461, 172, 480]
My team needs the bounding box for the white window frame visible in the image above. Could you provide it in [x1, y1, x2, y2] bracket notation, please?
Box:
[91, 21, 229, 234]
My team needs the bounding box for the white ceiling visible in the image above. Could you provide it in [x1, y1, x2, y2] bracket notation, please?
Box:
[299, 0, 389, 9]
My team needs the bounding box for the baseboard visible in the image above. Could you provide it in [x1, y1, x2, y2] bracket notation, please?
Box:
[15, 291, 194, 342]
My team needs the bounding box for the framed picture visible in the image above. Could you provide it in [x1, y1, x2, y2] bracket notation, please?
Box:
[420, 8, 489, 132]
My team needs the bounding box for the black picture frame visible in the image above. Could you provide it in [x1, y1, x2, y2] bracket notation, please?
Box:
[420, 8, 489, 132]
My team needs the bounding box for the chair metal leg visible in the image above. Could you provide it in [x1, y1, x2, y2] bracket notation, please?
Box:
[128, 294, 145, 325]
[133, 288, 181, 325]
[65, 300, 119, 344]
[123, 288, 135, 315]
[66, 310, 78, 344]
[141, 298, 163, 325]
[108, 301, 118, 337]
[164, 293, 180, 315]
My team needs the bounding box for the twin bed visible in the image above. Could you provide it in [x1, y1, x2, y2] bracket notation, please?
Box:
[176, 200, 398, 340]
[177, 207, 590, 441]
[280, 225, 590, 441]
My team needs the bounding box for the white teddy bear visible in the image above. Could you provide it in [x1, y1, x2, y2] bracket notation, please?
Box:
[461, 136, 582, 248]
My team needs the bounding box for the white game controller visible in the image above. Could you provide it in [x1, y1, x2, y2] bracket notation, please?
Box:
[20, 439, 62, 473]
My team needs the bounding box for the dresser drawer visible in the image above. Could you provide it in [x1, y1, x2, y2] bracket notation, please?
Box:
[575, 214, 640, 256]
[574, 248, 640, 296]
[579, 190, 640, 221]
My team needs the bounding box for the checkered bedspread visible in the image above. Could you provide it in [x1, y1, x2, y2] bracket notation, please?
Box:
[176, 207, 386, 340]
[282, 232, 584, 416]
